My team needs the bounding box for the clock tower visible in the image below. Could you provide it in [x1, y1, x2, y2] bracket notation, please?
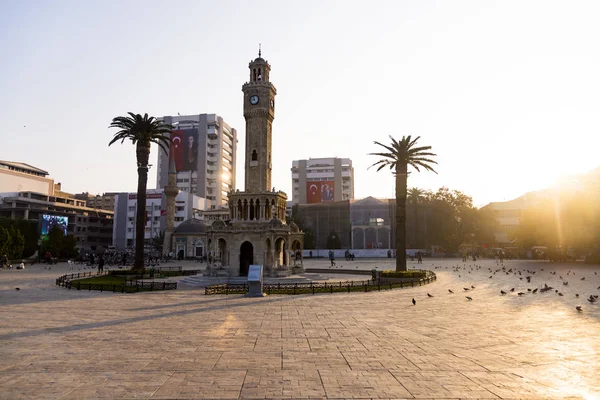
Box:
[207, 49, 303, 279]
[242, 48, 277, 193]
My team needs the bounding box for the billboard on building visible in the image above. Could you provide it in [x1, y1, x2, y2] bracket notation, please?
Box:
[40, 214, 68, 236]
[170, 129, 199, 172]
[306, 181, 335, 204]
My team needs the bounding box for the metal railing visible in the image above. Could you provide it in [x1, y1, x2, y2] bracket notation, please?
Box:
[205, 272, 436, 295]
[56, 272, 177, 293]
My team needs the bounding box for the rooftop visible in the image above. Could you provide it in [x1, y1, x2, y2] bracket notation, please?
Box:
[0, 160, 49, 176]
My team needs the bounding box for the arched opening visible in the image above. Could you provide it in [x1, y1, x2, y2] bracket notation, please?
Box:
[243, 199, 248, 220]
[353, 228, 365, 249]
[291, 240, 303, 266]
[257, 68, 262, 81]
[253, 69, 257, 82]
[249, 199, 255, 220]
[251, 149, 257, 161]
[365, 228, 378, 249]
[378, 227, 390, 249]
[240, 241, 253, 276]
[255, 199, 261, 220]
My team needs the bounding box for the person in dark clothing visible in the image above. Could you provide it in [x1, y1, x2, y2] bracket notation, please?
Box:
[98, 255, 104, 273]
[417, 251, 423, 264]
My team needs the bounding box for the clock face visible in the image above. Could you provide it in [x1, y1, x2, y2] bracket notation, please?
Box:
[250, 95, 259, 105]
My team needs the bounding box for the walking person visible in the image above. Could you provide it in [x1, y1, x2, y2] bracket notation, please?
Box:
[329, 250, 336, 267]
[98, 255, 104, 273]
[417, 251, 423, 264]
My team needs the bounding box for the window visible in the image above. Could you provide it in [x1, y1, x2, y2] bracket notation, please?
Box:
[127, 228, 133, 232]
[128, 206, 135, 212]
[154, 205, 160, 210]
[128, 217, 134, 223]
[176, 206, 185, 212]
[175, 217, 184, 222]
[251, 149, 257, 161]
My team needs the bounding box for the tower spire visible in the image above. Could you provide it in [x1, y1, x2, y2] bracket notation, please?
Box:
[258, 43, 261, 58]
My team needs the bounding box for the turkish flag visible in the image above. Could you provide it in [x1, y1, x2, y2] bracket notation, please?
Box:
[170, 130, 184, 172]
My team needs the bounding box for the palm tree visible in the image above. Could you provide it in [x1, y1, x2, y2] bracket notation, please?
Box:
[369, 136, 437, 271]
[109, 113, 172, 273]
[408, 187, 425, 248]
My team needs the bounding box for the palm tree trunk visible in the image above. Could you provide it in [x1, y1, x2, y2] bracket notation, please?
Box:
[133, 142, 151, 273]
[395, 166, 408, 271]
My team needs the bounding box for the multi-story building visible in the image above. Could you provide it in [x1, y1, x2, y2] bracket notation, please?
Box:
[74, 192, 118, 211]
[156, 114, 237, 207]
[0, 190, 113, 252]
[293, 200, 352, 249]
[291, 157, 354, 205]
[0, 160, 54, 195]
[112, 189, 210, 248]
[350, 197, 391, 249]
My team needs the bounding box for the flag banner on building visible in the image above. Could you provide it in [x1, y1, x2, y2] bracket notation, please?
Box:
[170, 130, 184, 172]
[306, 180, 335, 204]
[170, 128, 199, 172]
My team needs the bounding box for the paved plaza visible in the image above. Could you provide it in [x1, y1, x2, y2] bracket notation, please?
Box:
[1, 258, 599, 399]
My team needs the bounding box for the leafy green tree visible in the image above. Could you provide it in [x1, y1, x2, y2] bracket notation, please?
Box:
[60, 235, 78, 259]
[8, 225, 24, 259]
[370, 136, 437, 271]
[109, 112, 172, 273]
[152, 230, 165, 253]
[40, 225, 63, 258]
[326, 232, 342, 250]
[0, 226, 10, 258]
[0, 218, 37, 257]
[408, 187, 425, 248]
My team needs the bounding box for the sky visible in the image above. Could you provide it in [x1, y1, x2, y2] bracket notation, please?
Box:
[1, 0, 599, 207]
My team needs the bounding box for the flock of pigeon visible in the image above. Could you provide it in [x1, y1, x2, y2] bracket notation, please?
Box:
[410, 261, 599, 312]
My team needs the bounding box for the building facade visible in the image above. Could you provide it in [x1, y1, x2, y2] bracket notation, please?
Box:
[350, 197, 391, 249]
[156, 114, 237, 207]
[0, 160, 54, 196]
[291, 157, 354, 205]
[0, 190, 113, 252]
[112, 189, 210, 249]
[74, 192, 118, 211]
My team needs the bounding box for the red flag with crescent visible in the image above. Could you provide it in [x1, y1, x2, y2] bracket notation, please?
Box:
[170, 130, 184, 172]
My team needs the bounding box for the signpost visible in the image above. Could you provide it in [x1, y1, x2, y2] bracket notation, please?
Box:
[246, 264, 265, 297]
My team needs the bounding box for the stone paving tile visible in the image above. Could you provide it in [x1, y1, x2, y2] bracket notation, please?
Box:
[341, 350, 419, 371]
[1, 259, 599, 399]
[319, 369, 413, 399]
[151, 370, 246, 399]
[283, 350, 349, 370]
[215, 351, 283, 370]
[0, 372, 94, 399]
[141, 352, 223, 371]
[390, 370, 499, 399]
[240, 369, 325, 399]
[60, 372, 172, 399]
